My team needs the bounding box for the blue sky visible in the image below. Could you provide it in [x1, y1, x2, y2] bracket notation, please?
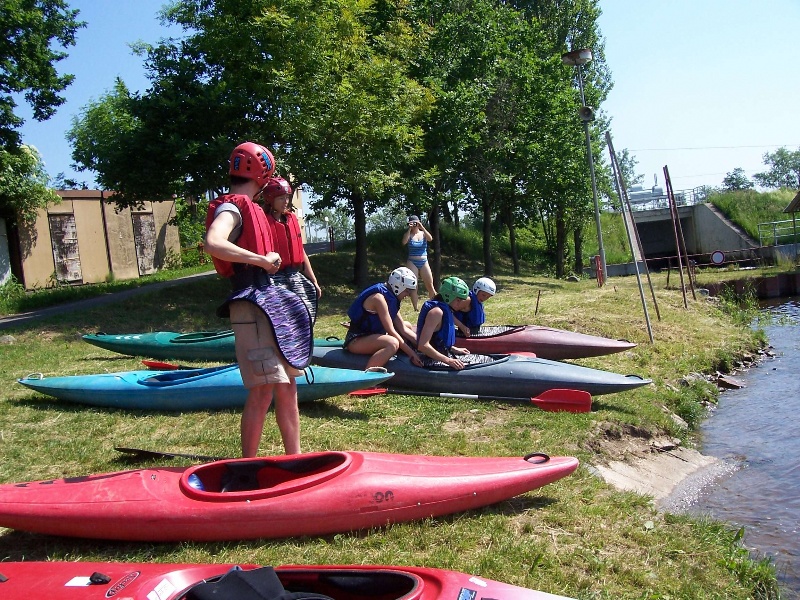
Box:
[16, 0, 800, 192]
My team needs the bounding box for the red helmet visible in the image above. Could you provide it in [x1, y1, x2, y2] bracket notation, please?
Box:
[229, 142, 275, 187]
[262, 176, 293, 202]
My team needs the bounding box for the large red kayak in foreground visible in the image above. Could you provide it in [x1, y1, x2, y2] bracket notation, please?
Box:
[0, 562, 576, 600]
[0, 450, 578, 541]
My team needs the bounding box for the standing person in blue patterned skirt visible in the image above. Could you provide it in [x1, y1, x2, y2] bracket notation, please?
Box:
[261, 176, 322, 323]
[204, 142, 312, 458]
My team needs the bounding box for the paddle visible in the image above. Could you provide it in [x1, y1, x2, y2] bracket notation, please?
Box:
[115, 446, 226, 461]
[349, 387, 591, 413]
[142, 359, 188, 370]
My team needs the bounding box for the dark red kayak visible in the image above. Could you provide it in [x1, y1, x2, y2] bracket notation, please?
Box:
[457, 325, 636, 360]
[0, 561, 576, 600]
[0, 450, 578, 541]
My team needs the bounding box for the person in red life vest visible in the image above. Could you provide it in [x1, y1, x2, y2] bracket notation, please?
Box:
[204, 142, 312, 458]
[259, 176, 321, 323]
[344, 267, 422, 370]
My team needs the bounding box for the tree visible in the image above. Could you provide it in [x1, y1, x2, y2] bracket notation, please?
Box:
[721, 167, 754, 192]
[753, 147, 800, 189]
[616, 148, 644, 192]
[0, 144, 60, 227]
[0, 0, 84, 149]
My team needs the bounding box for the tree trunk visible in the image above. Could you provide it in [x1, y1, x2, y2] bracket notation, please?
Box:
[555, 211, 566, 278]
[482, 197, 493, 276]
[573, 223, 584, 275]
[351, 190, 369, 287]
[504, 202, 519, 274]
[428, 202, 441, 289]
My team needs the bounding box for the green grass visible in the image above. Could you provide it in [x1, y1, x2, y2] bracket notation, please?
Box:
[709, 188, 796, 242]
[0, 239, 786, 599]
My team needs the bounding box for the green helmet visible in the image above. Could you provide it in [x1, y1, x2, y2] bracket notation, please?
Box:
[439, 276, 469, 304]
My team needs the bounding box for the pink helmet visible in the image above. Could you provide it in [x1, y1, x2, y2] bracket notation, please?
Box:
[262, 176, 293, 202]
[229, 142, 275, 187]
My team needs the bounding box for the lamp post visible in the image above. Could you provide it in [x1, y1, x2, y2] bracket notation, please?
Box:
[561, 48, 607, 284]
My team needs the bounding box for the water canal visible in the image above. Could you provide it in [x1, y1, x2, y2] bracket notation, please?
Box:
[665, 299, 800, 596]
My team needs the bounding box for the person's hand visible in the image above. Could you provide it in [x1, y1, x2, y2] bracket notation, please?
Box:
[447, 357, 465, 370]
[452, 346, 470, 356]
[457, 324, 470, 337]
[409, 352, 423, 367]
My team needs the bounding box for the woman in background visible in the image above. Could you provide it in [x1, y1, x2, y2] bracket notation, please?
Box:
[401, 215, 436, 311]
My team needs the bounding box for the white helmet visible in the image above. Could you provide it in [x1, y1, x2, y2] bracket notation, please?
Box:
[387, 267, 417, 295]
[472, 277, 496, 296]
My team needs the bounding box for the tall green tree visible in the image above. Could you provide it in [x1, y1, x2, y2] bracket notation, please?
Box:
[753, 147, 800, 189]
[722, 167, 754, 192]
[0, 144, 60, 227]
[0, 0, 84, 149]
[69, 0, 431, 286]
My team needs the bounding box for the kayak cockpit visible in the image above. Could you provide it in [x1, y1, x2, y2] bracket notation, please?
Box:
[181, 452, 351, 501]
[175, 566, 422, 600]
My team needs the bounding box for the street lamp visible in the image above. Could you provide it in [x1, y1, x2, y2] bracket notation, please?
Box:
[561, 48, 607, 284]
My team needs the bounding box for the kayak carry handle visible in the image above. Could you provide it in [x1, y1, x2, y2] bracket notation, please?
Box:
[23, 373, 44, 380]
[523, 452, 550, 463]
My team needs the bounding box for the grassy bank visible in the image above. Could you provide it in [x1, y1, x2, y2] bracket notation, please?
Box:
[0, 249, 782, 598]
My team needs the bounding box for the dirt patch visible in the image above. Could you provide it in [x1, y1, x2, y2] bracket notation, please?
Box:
[586, 421, 718, 504]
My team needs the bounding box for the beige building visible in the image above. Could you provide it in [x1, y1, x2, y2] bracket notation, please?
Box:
[11, 190, 180, 290]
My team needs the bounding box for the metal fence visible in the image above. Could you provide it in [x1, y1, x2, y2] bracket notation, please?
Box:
[758, 219, 800, 247]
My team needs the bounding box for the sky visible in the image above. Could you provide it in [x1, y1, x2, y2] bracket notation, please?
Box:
[15, 0, 800, 193]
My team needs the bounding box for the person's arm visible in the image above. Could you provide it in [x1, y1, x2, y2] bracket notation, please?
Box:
[417, 307, 464, 370]
[418, 222, 433, 242]
[363, 294, 421, 365]
[453, 315, 470, 337]
[401, 226, 412, 245]
[301, 251, 322, 299]
[205, 211, 281, 273]
[392, 314, 422, 366]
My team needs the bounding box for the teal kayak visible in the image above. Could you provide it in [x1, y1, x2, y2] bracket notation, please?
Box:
[17, 364, 392, 411]
[82, 331, 343, 362]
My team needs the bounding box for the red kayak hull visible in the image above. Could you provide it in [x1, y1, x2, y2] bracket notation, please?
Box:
[0, 451, 578, 541]
[459, 325, 636, 360]
[0, 562, 575, 600]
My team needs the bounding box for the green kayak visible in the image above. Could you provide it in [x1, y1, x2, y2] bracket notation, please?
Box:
[83, 331, 343, 362]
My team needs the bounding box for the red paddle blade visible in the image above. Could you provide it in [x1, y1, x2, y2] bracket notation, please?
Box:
[532, 389, 592, 413]
[349, 387, 389, 397]
[142, 359, 181, 371]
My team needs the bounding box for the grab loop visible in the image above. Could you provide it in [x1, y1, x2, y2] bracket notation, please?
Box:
[523, 452, 550, 464]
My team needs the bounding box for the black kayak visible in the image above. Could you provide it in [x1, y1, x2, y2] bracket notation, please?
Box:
[311, 346, 651, 397]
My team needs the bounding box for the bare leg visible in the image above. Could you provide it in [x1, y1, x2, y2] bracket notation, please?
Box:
[241, 384, 273, 458]
[418, 261, 436, 300]
[347, 334, 400, 369]
[273, 380, 301, 454]
[406, 260, 420, 310]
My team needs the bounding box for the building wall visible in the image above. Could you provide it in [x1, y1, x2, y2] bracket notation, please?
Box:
[16, 190, 180, 290]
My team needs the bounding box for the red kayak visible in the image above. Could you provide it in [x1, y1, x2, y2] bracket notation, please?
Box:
[0, 561, 576, 600]
[457, 325, 636, 360]
[0, 450, 578, 541]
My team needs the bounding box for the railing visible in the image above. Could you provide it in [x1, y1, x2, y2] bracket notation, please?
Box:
[614, 186, 711, 212]
[758, 219, 800, 247]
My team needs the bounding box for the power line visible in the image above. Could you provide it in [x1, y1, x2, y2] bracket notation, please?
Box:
[630, 144, 797, 152]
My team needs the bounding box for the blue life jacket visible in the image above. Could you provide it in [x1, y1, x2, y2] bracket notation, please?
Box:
[347, 283, 399, 335]
[417, 299, 456, 353]
[453, 291, 485, 329]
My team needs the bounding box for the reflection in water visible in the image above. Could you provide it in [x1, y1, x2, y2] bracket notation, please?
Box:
[667, 300, 800, 595]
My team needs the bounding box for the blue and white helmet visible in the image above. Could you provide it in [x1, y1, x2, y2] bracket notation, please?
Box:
[388, 267, 417, 295]
[472, 277, 496, 296]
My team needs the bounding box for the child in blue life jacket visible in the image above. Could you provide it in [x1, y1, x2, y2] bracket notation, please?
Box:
[344, 267, 422, 369]
[416, 276, 472, 370]
[453, 277, 497, 337]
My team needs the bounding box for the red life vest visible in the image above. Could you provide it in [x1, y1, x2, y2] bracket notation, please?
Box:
[205, 194, 275, 278]
[266, 211, 305, 269]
